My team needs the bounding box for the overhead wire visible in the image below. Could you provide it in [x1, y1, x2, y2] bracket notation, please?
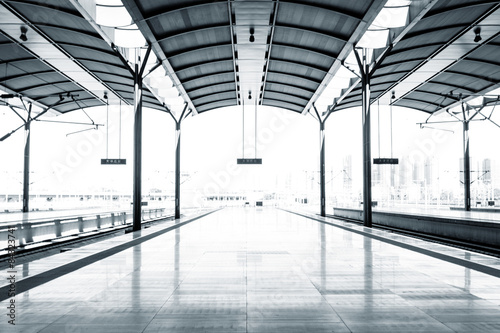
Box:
[254, 91, 257, 159]
[377, 99, 381, 158]
[106, 98, 109, 159]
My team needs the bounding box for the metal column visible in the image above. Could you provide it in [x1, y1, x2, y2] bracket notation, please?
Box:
[312, 104, 329, 218]
[131, 45, 152, 231]
[359, 48, 373, 227]
[166, 103, 188, 220]
[175, 121, 181, 219]
[320, 121, 326, 217]
[463, 119, 471, 211]
[22, 104, 32, 213]
[132, 62, 143, 231]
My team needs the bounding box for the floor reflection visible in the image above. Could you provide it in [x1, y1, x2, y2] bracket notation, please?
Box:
[464, 252, 471, 292]
[174, 226, 180, 288]
[133, 243, 141, 304]
[2, 208, 500, 333]
[319, 223, 326, 291]
[364, 236, 373, 311]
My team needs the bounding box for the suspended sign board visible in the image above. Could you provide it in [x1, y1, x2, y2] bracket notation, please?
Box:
[237, 158, 262, 165]
[101, 158, 126, 165]
[373, 158, 398, 165]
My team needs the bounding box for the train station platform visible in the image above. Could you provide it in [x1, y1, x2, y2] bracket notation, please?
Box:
[1, 207, 500, 332]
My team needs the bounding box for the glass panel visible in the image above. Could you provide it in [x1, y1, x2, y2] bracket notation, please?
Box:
[95, 5, 132, 27]
[114, 25, 146, 48]
[372, 6, 410, 29]
[357, 29, 389, 49]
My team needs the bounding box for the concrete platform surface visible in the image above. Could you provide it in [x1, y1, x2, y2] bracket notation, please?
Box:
[1, 207, 500, 333]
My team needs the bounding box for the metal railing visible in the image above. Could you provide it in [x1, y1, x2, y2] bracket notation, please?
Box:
[0, 208, 167, 249]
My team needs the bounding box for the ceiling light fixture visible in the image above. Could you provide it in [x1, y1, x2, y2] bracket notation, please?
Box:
[19, 26, 28, 42]
[474, 27, 482, 43]
[1, 94, 18, 99]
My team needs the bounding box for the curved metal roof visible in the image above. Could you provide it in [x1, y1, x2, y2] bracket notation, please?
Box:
[0, 0, 163, 114]
[332, 0, 500, 114]
[121, 0, 387, 114]
[1, 0, 499, 117]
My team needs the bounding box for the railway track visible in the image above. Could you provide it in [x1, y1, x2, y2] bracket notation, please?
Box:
[326, 214, 500, 258]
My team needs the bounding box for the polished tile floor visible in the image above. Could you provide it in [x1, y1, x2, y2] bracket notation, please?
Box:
[2, 208, 500, 332]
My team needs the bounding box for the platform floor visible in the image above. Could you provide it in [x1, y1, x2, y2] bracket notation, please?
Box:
[2, 208, 500, 332]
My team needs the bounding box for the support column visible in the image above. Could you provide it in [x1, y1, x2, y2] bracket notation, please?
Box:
[320, 122, 326, 217]
[22, 104, 32, 213]
[360, 48, 373, 227]
[133, 63, 143, 231]
[463, 120, 471, 211]
[175, 121, 181, 219]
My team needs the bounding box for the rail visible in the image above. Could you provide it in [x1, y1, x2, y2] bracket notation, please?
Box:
[0, 208, 167, 249]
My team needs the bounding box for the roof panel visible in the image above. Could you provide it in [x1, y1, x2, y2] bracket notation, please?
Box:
[263, 99, 303, 113]
[169, 46, 233, 69]
[183, 72, 235, 91]
[266, 72, 319, 91]
[147, 3, 229, 36]
[176, 60, 235, 82]
[197, 99, 236, 113]
[272, 27, 343, 58]
[268, 60, 326, 82]
[9, 1, 97, 34]
[188, 82, 236, 100]
[265, 82, 314, 101]
[192, 91, 236, 107]
[263, 91, 309, 107]
[270, 45, 334, 71]
[277, 2, 360, 39]
[160, 26, 232, 57]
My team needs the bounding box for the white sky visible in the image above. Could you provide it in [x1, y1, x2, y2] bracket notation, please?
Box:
[0, 102, 499, 198]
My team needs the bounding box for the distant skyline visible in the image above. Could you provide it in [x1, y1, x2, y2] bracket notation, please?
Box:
[1, 103, 499, 203]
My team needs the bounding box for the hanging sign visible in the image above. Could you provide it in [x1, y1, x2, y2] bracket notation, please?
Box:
[101, 158, 126, 165]
[237, 158, 262, 165]
[373, 158, 398, 165]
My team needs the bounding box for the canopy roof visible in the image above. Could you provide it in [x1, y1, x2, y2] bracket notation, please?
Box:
[332, 0, 500, 114]
[1, 0, 499, 116]
[0, 0, 163, 114]
[121, 0, 385, 114]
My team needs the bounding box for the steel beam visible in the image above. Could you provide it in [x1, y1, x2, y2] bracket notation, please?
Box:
[175, 121, 181, 219]
[358, 48, 373, 227]
[22, 104, 32, 213]
[312, 104, 327, 217]
[131, 45, 153, 231]
[165, 103, 188, 220]
[132, 62, 143, 231]
[260, 0, 279, 105]
[320, 121, 326, 217]
[462, 104, 471, 212]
